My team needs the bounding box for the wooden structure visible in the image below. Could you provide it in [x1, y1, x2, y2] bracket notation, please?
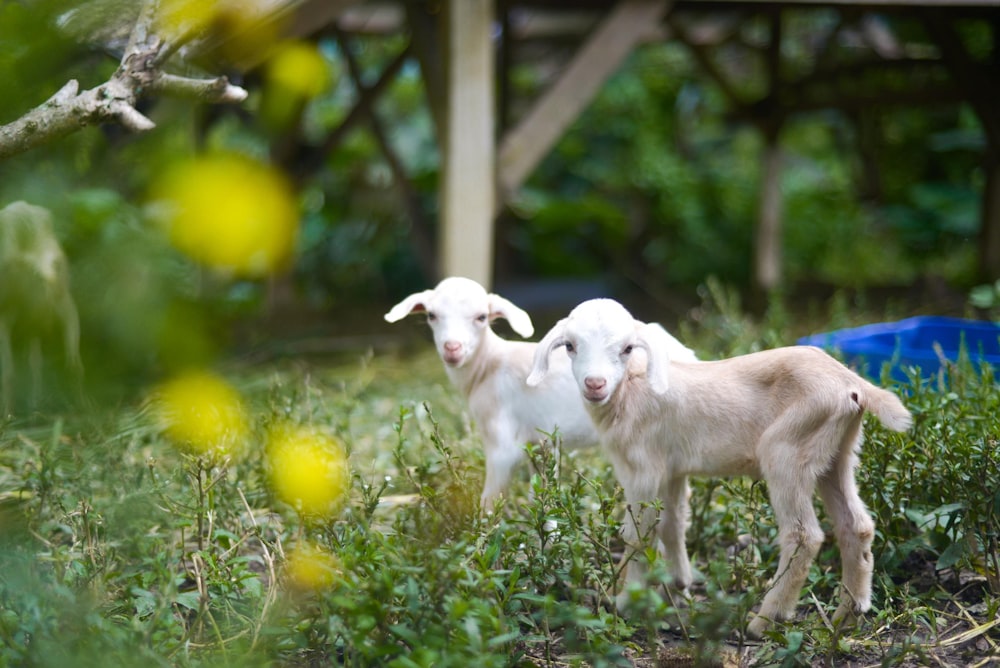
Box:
[280, 0, 1000, 291]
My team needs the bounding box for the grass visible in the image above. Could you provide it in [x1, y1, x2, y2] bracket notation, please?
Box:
[0, 289, 998, 667]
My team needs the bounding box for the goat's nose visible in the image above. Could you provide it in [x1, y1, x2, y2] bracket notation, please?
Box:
[584, 377, 606, 391]
[444, 341, 462, 353]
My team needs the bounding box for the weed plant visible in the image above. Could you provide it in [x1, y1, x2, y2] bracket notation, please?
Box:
[0, 291, 997, 666]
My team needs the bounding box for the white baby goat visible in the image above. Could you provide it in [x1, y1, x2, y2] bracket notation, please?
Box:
[385, 277, 696, 509]
[527, 298, 912, 638]
[0, 201, 81, 412]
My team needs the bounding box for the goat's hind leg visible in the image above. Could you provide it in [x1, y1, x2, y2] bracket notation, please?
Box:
[480, 440, 525, 511]
[748, 460, 824, 638]
[818, 439, 874, 628]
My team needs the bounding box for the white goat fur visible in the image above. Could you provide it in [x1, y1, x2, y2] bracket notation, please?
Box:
[0, 201, 81, 412]
[527, 299, 912, 637]
[385, 278, 697, 508]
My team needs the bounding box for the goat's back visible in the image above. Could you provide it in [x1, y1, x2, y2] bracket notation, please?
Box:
[461, 337, 598, 450]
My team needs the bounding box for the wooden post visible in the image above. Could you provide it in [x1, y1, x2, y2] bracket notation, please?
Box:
[754, 10, 784, 297]
[440, 0, 495, 288]
[755, 126, 783, 293]
[922, 10, 1000, 282]
[496, 0, 670, 200]
[981, 154, 1000, 281]
[977, 15, 1000, 282]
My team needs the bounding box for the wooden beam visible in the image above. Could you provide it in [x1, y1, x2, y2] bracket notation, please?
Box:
[440, 0, 495, 287]
[496, 0, 671, 199]
[405, 2, 446, 141]
[285, 44, 410, 180]
[338, 32, 436, 282]
[666, 12, 744, 109]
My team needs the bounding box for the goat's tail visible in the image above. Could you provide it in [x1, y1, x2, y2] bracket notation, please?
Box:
[860, 385, 913, 432]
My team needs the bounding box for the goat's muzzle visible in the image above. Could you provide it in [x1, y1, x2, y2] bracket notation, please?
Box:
[442, 341, 464, 366]
[583, 376, 608, 403]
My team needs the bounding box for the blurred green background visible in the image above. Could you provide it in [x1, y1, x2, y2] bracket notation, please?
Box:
[0, 1, 992, 402]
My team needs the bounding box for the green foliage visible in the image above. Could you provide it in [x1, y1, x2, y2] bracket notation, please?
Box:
[0, 308, 997, 666]
[970, 280, 1000, 318]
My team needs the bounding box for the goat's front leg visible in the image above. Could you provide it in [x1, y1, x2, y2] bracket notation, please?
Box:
[657, 474, 693, 594]
[615, 469, 661, 611]
[479, 420, 525, 511]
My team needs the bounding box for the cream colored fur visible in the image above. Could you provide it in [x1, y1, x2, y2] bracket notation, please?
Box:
[0, 201, 81, 412]
[385, 278, 605, 508]
[528, 298, 911, 638]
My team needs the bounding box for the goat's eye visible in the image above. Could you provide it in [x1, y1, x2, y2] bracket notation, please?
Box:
[476, 314, 488, 323]
[565, 342, 575, 353]
[622, 345, 634, 355]
[427, 312, 437, 322]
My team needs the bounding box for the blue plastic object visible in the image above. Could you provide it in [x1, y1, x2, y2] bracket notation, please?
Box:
[797, 316, 1000, 382]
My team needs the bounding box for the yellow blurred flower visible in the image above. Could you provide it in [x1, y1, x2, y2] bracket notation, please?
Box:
[157, 0, 216, 37]
[285, 542, 340, 592]
[154, 370, 248, 456]
[267, 425, 349, 517]
[157, 0, 282, 64]
[152, 153, 298, 278]
[266, 41, 331, 100]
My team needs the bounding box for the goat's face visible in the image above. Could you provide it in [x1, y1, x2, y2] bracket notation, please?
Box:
[528, 300, 641, 405]
[424, 280, 493, 367]
[384, 277, 534, 369]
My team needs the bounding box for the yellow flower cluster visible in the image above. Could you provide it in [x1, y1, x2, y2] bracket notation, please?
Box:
[154, 371, 351, 594]
[260, 41, 333, 132]
[154, 370, 249, 457]
[157, 0, 280, 64]
[285, 542, 340, 592]
[266, 41, 331, 100]
[267, 425, 349, 518]
[152, 153, 298, 278]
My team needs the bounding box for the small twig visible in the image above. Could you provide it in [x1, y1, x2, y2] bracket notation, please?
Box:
[0, 0, 247, 159]
[237, 486, 282, 652]
[810, 590, 835, 632]
[149, 74, 247, 103]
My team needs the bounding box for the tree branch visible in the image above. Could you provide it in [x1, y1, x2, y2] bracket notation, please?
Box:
[0, 1, 248, 160]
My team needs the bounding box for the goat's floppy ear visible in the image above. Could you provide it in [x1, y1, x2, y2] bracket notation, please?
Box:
[488, 293, 534, 338]
[384, 290, 435, 323]
[634, 322, 676, 394]
[526, 319, 567, 387]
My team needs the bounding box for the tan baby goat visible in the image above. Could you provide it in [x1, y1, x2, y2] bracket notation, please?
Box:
[527, 298, 912, 637]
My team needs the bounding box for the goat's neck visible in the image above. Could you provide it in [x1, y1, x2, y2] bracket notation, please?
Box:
[445, 328, 502, 397]
[589, 364, 668, 432]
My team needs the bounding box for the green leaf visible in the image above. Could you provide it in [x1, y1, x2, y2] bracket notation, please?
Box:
[936, 540, 967, 570]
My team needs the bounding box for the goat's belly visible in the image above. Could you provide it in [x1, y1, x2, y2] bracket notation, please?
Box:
[683, 453, 761, 478]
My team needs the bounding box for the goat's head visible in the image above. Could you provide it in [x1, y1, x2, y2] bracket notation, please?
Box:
[527, 299, 689, 404]
[384, 277, 534, 368]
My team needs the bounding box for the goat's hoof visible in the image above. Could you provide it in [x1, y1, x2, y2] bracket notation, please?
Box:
[745, 614, 770, 639]
[614, 591, 632, 615]
[831, 602, 863, 630]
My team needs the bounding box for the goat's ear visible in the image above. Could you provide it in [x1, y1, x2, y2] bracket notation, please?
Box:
[488, 293, 534, 338]
[643, 322, 698, 364]
[384, 290, 435, 323]
[526, 319, 567, 387]
[634, 322, 675, 394]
